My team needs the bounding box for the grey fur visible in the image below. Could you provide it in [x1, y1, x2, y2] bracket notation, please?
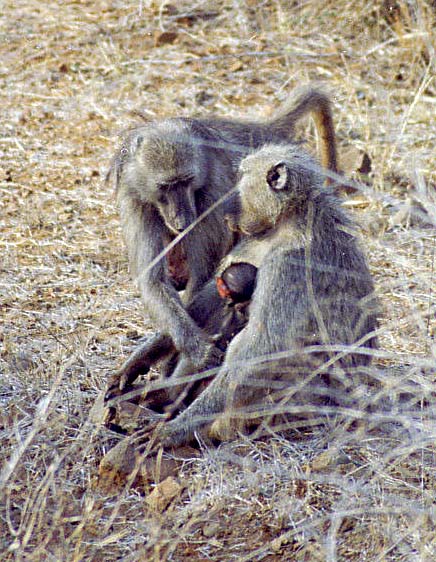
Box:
[139, 143, 378, 448]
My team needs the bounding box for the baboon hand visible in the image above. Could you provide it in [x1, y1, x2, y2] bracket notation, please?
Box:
[184, 338, 224, 372]
[104, 369, 134, 403]
[132, 419, 173, 455]
[203, 342, 224, 368]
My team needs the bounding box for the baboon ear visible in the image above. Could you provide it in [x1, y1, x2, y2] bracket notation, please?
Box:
[266, 162, 289, 191]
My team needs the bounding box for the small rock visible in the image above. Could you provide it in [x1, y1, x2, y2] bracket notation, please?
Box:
[96, 437, 139, 494]
[310, 449, 351, 471]
[338, 146, 372, 194]
[271, 537, 284, 552]
[154, 31, 178, 46]
[115, 400, 162, 434]
[145, 476, 182, 511]
[340, 146, 366, 174]
[202, 522, 221, 538]
[229, 60, 243, 72]
[96, 437, 199, 494]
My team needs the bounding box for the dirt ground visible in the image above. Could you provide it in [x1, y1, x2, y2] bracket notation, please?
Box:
[1, 1, 435, 560]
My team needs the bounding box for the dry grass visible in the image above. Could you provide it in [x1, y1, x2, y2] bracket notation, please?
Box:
[1, 0, 435, 560]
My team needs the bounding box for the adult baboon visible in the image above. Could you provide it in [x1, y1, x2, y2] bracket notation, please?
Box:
[107, 86, 339, 396]
[130, 143, 378, 449]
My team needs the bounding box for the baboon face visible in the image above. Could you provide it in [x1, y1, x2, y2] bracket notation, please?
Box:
[229, 145, 318, 236]
[152, 171, 198, 235]
[123, 124, 205, 235]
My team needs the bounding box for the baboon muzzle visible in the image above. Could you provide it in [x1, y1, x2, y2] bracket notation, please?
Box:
[173, 215, 192, 232]
[165, 191, 197, 233]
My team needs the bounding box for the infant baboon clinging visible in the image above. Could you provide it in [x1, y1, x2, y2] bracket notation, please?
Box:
[131, 143, 378, 449]
[105, 264, 255, 420]
[106, 86, 339, 397]
[216, 262, 257, 304]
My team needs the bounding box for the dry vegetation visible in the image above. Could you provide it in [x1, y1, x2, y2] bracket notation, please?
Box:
[1, 0, 435, 560]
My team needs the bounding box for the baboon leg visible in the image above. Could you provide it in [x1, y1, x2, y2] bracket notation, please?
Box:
[139, 329, 248, 448]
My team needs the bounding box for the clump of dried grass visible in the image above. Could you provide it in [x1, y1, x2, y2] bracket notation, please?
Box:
[1, 0, 435, 560]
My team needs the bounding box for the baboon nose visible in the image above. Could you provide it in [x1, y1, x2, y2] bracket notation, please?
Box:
[174, 222, 190, 234]
[174, 217, 189, 232]
[175, 211, 196, 232]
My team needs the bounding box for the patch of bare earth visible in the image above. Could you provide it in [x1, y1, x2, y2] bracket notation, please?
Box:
[1, 1, 435, 560]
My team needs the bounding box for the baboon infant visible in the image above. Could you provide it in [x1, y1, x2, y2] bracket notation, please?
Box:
[104, 262, 256, 423]
[106, 86, 339, 399]
[104, 256, 257, 412]
[133, 143, 378, 449]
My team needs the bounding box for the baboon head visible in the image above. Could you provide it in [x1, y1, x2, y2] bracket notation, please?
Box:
[216, 262, 258, 303]
[118, 121, 206, 235]
[227, 144, 322, 236]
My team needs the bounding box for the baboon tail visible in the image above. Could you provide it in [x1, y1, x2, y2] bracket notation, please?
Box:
[267, 86, 339, 175]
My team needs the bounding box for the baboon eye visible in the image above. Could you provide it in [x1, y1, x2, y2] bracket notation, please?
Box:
[266, 163, 288, 191]
[158, 194, 168, 205]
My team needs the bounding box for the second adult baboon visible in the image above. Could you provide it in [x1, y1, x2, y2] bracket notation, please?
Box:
[107, 86, 339, 395]
[130, 143, 378, 449]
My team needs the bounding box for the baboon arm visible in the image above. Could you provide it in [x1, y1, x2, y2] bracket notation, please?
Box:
[157, 365, 231, 447]
[150, 329, 255, 447]
[119, 197, 212, 365]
